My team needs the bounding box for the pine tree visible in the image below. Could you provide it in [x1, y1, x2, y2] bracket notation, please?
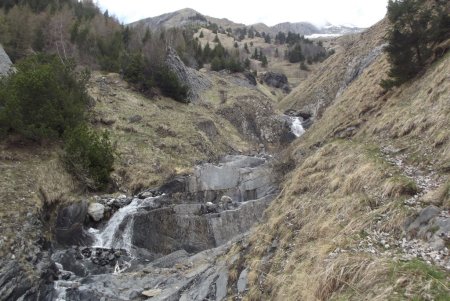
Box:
[261, 55, 268, 67]
[252, 48, 259, 60]
[381, 0, 450, 89]
[203, 42, 211, 60]
[244, 42, 249, 54]
[244, 58, 250, 69]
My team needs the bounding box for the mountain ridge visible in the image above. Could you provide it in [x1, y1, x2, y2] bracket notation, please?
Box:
[130, 8, 365, 37]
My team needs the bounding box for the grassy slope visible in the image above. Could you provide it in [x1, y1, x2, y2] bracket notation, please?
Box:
[233, 28, 450, 300]
[278, 19, 388, 116]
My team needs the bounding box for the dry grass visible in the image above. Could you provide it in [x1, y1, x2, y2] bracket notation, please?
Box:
[234, 44, 450, 299]
[88, 71, 256, 192]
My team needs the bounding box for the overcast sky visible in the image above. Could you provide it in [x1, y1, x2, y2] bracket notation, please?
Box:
[96, 0, 388, 28]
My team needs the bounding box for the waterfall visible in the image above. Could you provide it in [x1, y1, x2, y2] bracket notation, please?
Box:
[90, 196, 160, 252]
[290, 117, 305, 137]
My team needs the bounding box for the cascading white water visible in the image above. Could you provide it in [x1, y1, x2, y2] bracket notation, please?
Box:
[90, 196, 160, 252]
[290, 117, 305, 137]
[90, 199, 139, 251]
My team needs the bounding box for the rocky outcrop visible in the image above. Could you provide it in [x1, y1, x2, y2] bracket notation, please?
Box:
[187, 155, 276, 202]
[166, 48, 211, 103]
[0, 213, 58, 301]
[55, 201, 93, 246]
[261, 72, 291, 93]
[131, 155, 277, 254]
[336, 43, 387, 97]
[0, 45, 12, 76]
[218, 96, 289, 144]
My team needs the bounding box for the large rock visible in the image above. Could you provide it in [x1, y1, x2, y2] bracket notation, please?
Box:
[166, 47, 212, 103]
[0, 44, 12, 76]
[217, 96, 288, 144]
[261, 72, 290, 93]
[87, 202, 105, 222]
[55, 201, 93, 246]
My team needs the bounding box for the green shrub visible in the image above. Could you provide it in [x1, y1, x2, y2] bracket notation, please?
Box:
[121, 53, 188, 102]
[155, 66, 189, 102]
[63, 124, 115, 190]
[0, 54, 90, 140]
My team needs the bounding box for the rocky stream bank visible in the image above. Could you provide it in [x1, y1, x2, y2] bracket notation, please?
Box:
[46, 154, 279, 301]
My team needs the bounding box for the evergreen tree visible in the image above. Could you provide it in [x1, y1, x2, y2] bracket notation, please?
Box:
[261, 54, 268, 67]
[275, 32, 286, 44]
[203, 42, 211, 60]
[381, 0, 450, 89]
[199, 30, 204, 38]
[244, 42, 249, 54]
[252, 48, 259, 60]
[248, 27, 255, 39]
[288, 43, 304, 63]
[244, 58, 250, 69]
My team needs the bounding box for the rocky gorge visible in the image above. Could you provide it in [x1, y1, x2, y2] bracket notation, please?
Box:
[45, 154, 281, 300]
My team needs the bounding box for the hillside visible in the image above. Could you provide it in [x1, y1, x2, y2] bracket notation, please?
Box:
[224, 16, 450, 301]
[279, 19, 388, 118]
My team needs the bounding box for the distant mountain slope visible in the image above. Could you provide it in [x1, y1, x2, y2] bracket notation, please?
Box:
[271, 22, 319, 36]
[130, 8, 365, 37]
[129, 8, 245, 31]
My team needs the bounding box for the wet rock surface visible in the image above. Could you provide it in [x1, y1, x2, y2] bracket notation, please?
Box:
[52, 247, 131, 277]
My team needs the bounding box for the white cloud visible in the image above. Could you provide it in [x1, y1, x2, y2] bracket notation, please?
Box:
[96, 0, 388, 28]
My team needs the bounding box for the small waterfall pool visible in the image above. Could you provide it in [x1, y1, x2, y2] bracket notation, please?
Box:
[289, 116, 305, 137]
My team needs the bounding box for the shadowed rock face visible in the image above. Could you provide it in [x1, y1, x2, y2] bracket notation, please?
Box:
[55, 201, 93, 246]
[0, 45, 12, 76]
[261, 72, 291, 93]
